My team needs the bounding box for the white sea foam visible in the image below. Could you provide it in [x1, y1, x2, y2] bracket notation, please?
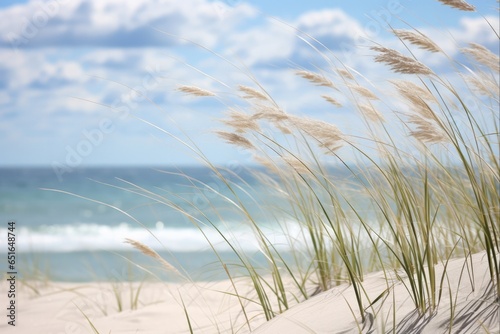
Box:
[0, 221, 306, 253]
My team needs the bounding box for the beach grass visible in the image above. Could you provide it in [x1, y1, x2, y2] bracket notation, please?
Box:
[38, 1, 500, 332]
[150, 1, 498, 331]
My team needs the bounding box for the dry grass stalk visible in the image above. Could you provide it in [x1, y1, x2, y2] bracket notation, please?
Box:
[238, 85, 269, 101]
[393, 29, 441, 53]
[408, 115, 448, 143]
[337, 68, 355, 80]
[391, 80, 438, 115]
[288, 115, 344, 153]
[274, 122, 293, 134]
[296, 70, 336, 89]
[124, 238, 182, 276]
[358, 103, 384, 122]
[252, 105, 289, 122]
[177, 85, 216, 97]
[348, 84, 379, 100]
[215, 131, 255, 150]
[322, 95, 342, 108]
[222, 109, 261, 133]
[252, 105, 291, 134]
[281, 154, 311, 174]
[465, 73, 499, 98]
[253, 154, 279, 173]
[462, 43, 500, 72]
[411, 130, 447, 143]
[390, 80, 447, 143]
[437, 0, 476, 11]
[391, 80, 436, 102]
[371, 46, 434, 75]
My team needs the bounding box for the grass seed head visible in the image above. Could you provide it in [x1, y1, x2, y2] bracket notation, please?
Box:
[462, 43, 500, 72]
[177, 85, 216, 97]
[465, 73, 500, 98]
[252, 105, 289, 122]
[215, 131, 255, 150]
[282, 154, 312, 174]
[391, 80, 438, 114]
[322, 95, 342, 108]
[393, 29, 441, 53]
[437, 0, 476, 11]
[288, 115, 344, 153]
[359, 103, 385, 122]
[409, 123, 448, 143]
[371, 46, 434, 75]
[124, 238, 182, 276]
[296, 70, 336, 89]
[238, 85, 269, 101]
[222, 109, 261, 133]
[348, 84, 379, 100]
[337, 68, 355, 80]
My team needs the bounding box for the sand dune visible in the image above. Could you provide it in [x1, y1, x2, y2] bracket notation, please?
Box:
[1, 252, 498, 333]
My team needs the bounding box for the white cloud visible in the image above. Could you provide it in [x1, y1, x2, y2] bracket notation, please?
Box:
[0, 0, 257, 49]
[456, 15, 499, 46]
[295, 9, 364, 39]
[225, 22, 295, 65]
[223, 8, 365, 68]
[32, 60, 86, 88]
[0, 1, 497, 166]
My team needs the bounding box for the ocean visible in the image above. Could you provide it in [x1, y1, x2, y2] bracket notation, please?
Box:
[0, 166, 304, 282]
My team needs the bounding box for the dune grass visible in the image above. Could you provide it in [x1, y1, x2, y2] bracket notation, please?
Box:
[15, 252, 52, 296]
[143, 2, 498, 330]
[44, 1, 499, 332]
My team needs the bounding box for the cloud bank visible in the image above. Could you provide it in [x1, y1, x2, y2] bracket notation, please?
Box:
[0, 0, 497, 166]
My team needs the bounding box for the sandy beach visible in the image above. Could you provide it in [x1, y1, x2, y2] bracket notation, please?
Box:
[0, 1, 498, 333]
[1, 251, 498, 334]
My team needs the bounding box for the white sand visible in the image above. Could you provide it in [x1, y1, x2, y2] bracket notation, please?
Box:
[254, 252, 499, 334]
[0, 252, 498, 333]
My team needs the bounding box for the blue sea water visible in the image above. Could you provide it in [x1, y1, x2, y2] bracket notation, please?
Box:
[0, 166, 298, 282]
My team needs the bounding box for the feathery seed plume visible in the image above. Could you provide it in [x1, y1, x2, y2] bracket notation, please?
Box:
[274, 123, 293, 134]
[437, 0, 475, 11]
[371, 46, 434, 75]
[288, 115, 344, 153]
[222, 109, 260, 133]
[296, 70, 336, 89]
[253, 155, 279, 173]
[337, 68, 355, 80]
[251, 105, 291, 134]
[391, 81, 447, 143]
[124, 238, 183, 276]
[252, 105, 289, 122]
[359, 103, 384, 122]
[322, 95, 342, 108]
[348, 84, 379, 100]
[391, 80, 436, 103]
[177, 85, 215, 97]
[216, 131, 255, 150]
[391, 80, 437, 115]
[462, 43, 500, 72]
[282, 154, 311, 174]
[393, 30, 441, 53]
[238, 85, 269, 101]
[408, 115, 448, 143]
[465, 73, 499, 98]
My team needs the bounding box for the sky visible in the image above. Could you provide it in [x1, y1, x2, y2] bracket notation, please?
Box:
[0, 0, 498, 169]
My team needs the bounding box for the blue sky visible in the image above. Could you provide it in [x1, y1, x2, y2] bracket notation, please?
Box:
[0, 0, 498, 168]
